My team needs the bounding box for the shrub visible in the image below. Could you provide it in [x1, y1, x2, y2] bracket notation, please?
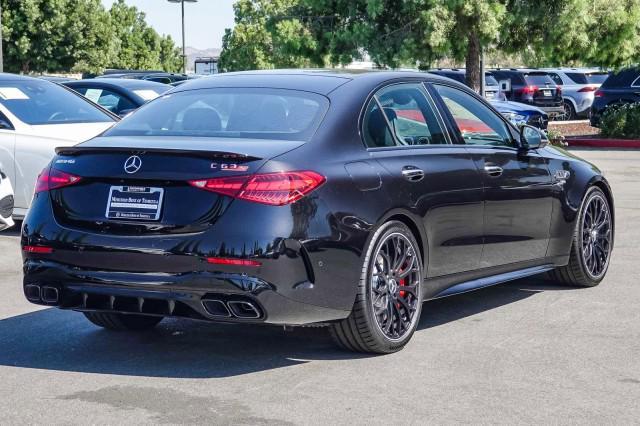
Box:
[600, 103, 640, 140]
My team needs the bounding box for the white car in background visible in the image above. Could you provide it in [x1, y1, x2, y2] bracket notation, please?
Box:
[0, 74, 117, 218]
[0, 165, 14, 230]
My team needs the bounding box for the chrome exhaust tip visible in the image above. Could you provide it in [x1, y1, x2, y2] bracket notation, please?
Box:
[41, 286, 60, 304]
[227, 300, 261, 319]
[201, 299, 231, 317]
[24, 284, 41, 302]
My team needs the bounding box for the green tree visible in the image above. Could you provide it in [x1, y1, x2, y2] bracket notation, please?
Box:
[220, 0, 317, 71]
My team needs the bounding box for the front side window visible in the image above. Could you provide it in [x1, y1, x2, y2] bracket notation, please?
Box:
[0, 80, 115, 125]
[363, 83, 447, 148]
[547, 73, 564, 86]
[104, 88, 329, 142]
[434, 84, 513, 147]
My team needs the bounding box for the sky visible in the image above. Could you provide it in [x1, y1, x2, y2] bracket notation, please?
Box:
[100, 0, 236, 50]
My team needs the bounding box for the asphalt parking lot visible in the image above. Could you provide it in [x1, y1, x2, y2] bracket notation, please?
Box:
[1, 148, 638, 424]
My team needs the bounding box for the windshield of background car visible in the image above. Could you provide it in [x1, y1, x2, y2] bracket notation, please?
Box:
[0, 80, 115, 125]
[105, 88, 329, 141]
[523, 73, 556, 86]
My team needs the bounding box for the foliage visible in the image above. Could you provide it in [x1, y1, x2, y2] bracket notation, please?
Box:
[220, 0, 317, 71]
[545, 128, 568, 147]
[220, 0, 640, 89]
[0, 0, 182, 74]
[599, 103, 640, 140]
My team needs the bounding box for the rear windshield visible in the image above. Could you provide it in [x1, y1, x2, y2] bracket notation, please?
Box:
[0, 80, 115, 125]
[565, 72, 609, 85]
[105, 88, 329, 141]
[524, 73, 556, 86]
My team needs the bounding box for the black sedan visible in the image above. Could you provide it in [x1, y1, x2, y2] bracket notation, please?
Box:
[22, 71, 614, 353]
[63, 78, 171, 117]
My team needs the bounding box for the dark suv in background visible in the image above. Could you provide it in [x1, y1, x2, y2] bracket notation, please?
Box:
[488, 69, 564, 118]
[428, 69, 504, 100]
[590, 67, 640, 127]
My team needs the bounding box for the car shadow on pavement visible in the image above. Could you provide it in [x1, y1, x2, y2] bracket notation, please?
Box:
[0, 275, 576, 378]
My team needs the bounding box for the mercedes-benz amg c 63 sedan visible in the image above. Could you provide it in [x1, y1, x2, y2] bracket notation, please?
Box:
[21, 70, 614, 353]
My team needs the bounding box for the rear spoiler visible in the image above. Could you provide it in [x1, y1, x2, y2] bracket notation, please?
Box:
[55, 146, 261, 162]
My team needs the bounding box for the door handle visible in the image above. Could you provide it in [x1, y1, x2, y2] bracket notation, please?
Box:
[484, 165, 503, 177]
[401, 166, 425, 182]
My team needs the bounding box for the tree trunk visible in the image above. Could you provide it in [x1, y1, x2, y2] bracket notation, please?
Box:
[465, 31, 481, 93]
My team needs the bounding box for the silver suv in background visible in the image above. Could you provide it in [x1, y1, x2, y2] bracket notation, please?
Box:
[542, 68, 609, 120]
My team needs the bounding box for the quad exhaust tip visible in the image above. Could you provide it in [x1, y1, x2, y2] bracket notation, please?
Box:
[24, 284, 60, 304]
[201, 299, 261, 319]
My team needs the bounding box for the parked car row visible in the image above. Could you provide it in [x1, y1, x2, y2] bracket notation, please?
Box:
[430, 67, 617, 123]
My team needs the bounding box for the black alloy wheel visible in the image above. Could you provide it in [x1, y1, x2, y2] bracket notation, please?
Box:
[549, 187, 613, 287]
[330, 221, 423, 353]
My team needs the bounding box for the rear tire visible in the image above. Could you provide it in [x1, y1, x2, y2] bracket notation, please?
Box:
[561, 101, 576, 121]
[330, 221, 423, 354]
[549, 187, 613, 287]
[83, 312, 163, 331]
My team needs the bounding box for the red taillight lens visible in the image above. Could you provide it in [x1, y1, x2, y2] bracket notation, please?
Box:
[206, 257, 262, 267]
[189, 171, 326, 206]
[35, 167, 82, 193]
[556, 85, 562, 95]
[23, 245, 54, 254]
[578, 86, 598, 93]
[594, 89, 604, 97]
[520, 85, 538, 95]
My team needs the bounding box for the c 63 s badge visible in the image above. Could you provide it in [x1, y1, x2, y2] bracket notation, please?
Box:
[211, 163, 250, 172]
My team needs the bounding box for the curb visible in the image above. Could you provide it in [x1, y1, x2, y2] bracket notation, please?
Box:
[566, 137, 640, 149]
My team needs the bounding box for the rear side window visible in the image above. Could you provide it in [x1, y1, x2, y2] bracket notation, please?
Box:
[602, 68, 640, 88]
[565, 73, 588, 85]
[363, 83, 447, 148]
[0, 80, 115, 125]
[524, 73, 555, 86]
[434, 84, 513, 147]
[104, 88, 329, 141]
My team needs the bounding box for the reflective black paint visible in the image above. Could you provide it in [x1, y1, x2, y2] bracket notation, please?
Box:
[22, 71, 614, 326]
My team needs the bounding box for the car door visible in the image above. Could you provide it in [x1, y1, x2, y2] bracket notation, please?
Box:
[432, 83, 554, 268]
[0, 109, 16, 189]
[363, 82, 484, 277]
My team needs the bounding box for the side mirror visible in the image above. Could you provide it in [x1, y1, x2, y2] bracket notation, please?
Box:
[520, 124, 548, 149]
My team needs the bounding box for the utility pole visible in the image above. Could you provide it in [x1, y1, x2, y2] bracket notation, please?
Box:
[0, 1, 4, 73]
[168, 0, 198, 74]
[479, 45, 485, 98]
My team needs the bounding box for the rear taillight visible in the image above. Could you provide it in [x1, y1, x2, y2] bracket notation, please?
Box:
[557, 86, 562, 95]
[35, 167, 82, 193]
[189, 171, 326, 206]
[519, 85, 538, 95]
[578, 86, 598, 93]
[23, 245, 54, 254]
[594, 89, 604, 98]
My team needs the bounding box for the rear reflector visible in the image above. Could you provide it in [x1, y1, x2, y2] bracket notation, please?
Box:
[35, 167, 82, 193]
[206, 257, 262, 267]
[23, 245, 54, 254]
[189, 171, 326, 206]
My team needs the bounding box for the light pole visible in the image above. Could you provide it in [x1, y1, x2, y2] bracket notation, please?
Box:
[168, 0, 198, 74]
[0, 1, 3, 73]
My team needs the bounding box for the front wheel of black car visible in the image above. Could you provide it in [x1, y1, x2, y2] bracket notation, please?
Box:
[83, 312, 163, 331]
[330, 221, 423, 354]
[549, 187, 613, 287]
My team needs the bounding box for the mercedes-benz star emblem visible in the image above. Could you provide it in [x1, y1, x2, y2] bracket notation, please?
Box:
[124, 155, 142, 174]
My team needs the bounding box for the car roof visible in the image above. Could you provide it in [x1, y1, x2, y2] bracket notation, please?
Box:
[0, 73, 46, 82]
[64, 78, 171, 90]
[171, 69, 457, 95]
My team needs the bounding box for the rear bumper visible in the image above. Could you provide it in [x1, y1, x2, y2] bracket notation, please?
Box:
[23, 258, 350, 325]
[537, 105, 564, 116]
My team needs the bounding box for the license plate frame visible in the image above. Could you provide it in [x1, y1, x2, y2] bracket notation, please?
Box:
[106, 186, 164, 221]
